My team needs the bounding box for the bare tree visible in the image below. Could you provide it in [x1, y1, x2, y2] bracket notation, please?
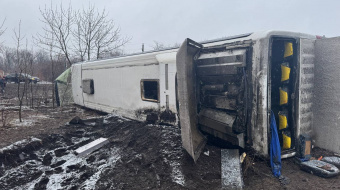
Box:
[74, 5, 130, 60]
[36, 3, 74, 67]
[151, 41, 180, 51]
[21, 45, 33, 107]
[13, 21, 27, 122]
[94, 21, 130, 59]
[0, 18, 6, 63]
[151, 41, 166, 51]
[73, 18, 87, 61]
[36, 31, 56, 108]
[2, 47, 16, 71]
[100, 49, 124, 59]
[27, 46, 35, 108]
[73, 5, 99, 61]
[50, 35, 55, 108]
[0, 18, 6, 38]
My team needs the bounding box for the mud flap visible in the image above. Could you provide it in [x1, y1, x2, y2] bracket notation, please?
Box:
[176, 38, 206, 161]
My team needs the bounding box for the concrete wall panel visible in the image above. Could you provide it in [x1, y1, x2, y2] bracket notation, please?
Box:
[313, 37, 340, 154]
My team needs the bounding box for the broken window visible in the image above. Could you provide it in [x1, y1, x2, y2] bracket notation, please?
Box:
[141, 79, 159, 102]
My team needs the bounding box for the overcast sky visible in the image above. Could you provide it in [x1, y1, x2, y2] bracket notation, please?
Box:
[0, 0, 339, 53]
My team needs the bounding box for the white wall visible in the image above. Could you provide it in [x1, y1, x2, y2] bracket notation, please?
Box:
[313, 37, 340, 154]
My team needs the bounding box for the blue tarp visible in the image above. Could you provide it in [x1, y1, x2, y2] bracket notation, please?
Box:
[270, 111, 281, 177]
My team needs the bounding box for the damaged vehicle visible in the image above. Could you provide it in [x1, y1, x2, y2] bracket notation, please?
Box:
[71, 30, 335, 161]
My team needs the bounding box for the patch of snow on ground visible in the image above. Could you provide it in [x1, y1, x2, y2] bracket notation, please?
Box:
[9, 114, 49, 127]
[170, 161, 185, 186]
[2, 160, 47, 190]
[71, 136, 90, 144]
[3, 140, 118, 190]
[19, 147, 121, 190]
[3, 105, 32, 111]
[85, 122, 96, 126]
[32, 114, 50, 119]
[159, 125, 185, 186]
[25, 175, 45, 190]
[45, 153, 86, 189]
[81, 148, 120, 189]
[103, 119, 110, 124]
[0, 137, 41, 153]
[105, 113, 131, 121]
[9, 119, 34, 127]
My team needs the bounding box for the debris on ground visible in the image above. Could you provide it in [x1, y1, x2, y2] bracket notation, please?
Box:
[279, 175, 290, 186]
[75, 137, 109, 156]
[69, 116, 84, 125]
[204, 150, 209, 156]
[322, 157, 340, 168]
[300, 160, 339, 178]
[221, 149, 243, 189]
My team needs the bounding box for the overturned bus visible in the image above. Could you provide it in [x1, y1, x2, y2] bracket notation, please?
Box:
[71, 31, 335, 161]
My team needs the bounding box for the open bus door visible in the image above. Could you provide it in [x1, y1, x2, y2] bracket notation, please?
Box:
[176, 39, 206, 161]
[177, 38, 249, 161]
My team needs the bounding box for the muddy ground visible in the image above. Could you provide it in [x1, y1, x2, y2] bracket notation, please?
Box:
[0, 83, 340, 189]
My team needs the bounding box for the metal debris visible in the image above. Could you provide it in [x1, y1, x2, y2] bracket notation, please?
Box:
[221, 149, 243, 189]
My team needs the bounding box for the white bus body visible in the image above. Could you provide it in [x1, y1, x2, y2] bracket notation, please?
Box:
[71, 31, 340, 160]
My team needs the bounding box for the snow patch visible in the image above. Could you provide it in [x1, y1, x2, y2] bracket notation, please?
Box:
[71, 137, 90, 144]
[159, 125, 185, 186]
[105, 113, 131, 121]
[0, 137, 41, 153]
[44, 148, 120, 190]
[9, 114, 49, 127]
[9, 119, 34, 127]
[45, 153, 88, 189]
[2, 106, 32, 111]
[80, 148, 120, 189]
[170, 160, 185, 186]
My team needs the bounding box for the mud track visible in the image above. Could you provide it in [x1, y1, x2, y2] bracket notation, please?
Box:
[0, 115, 222, 189]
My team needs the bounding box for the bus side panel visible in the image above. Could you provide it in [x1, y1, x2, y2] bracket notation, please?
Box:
[81, 64, 160, 116]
